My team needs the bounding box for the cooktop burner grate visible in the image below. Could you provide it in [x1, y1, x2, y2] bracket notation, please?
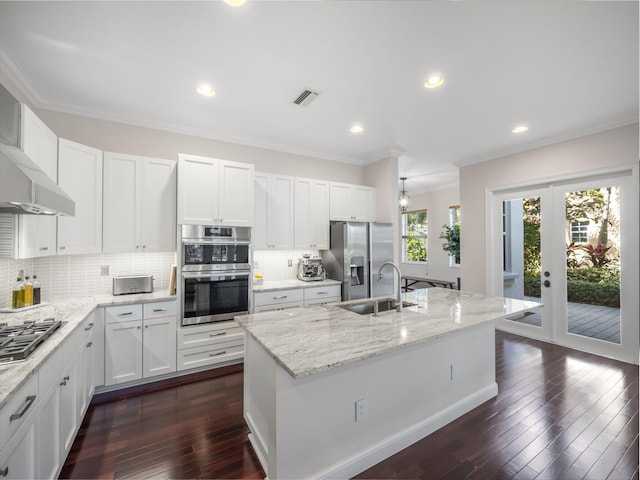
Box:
[0, 319, 62, 363]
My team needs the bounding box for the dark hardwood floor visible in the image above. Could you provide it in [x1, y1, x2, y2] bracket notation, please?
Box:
[61, 331, 639, 479]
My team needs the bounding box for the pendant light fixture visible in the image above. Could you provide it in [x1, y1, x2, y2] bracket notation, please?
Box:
[398, 177, 409, 211]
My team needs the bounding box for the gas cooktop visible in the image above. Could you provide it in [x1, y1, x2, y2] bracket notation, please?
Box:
[0, 319, 62, 364]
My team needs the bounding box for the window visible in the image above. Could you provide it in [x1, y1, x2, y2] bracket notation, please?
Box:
[447, 205, 461, 266]
[402, 210, 427, 263]
[570, 220, 589, 243]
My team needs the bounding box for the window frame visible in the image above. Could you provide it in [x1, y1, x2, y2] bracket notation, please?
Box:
[448, 205, 461, 267]
[570, 220, 589, 244]
[402, 209, 428, 265]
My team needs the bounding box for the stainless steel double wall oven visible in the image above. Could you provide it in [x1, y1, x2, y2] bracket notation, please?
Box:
[179, 225, 251, 326]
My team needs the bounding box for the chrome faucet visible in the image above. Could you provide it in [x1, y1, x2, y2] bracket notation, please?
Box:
[377, 261, 403, 312]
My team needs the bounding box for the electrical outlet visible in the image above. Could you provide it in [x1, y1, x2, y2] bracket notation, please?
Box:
[288, 259, 293, 267]
[355, 398, 367, 422]
[100, 265, 109, 276]
[254, 260, 260, 269]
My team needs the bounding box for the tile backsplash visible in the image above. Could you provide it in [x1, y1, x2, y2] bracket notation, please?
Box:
[0, 249, 322, 308]
[252, 249, 321, 281]
[0, 252, 176, 309]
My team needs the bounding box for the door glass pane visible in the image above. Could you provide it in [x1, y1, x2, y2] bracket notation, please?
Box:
[502, 197, 542, 327]
[565, 187, 620, 344]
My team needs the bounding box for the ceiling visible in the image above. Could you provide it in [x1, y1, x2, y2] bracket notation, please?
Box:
[0, 1, 637, 194]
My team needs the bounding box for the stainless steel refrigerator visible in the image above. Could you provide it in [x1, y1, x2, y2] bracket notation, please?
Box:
[321, 221, 394, 301]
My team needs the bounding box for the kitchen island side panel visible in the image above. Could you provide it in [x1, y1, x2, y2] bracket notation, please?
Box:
[243, 323, 497, 479]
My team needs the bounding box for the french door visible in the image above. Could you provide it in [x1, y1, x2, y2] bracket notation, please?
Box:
[488, 170, 639, 364]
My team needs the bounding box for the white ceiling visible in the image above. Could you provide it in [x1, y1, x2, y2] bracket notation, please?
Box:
[0, 1, 637, 194]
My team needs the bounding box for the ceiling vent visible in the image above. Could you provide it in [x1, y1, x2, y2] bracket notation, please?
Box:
[292, 89, 320, 107]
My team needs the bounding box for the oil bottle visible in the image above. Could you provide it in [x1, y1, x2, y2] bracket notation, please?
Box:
[11, 273, 25, 309]
[33, 274, 41, 305]
[24, 275, 33, 306]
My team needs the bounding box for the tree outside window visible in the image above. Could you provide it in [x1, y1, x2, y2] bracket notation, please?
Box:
[402, 210, 427, 263]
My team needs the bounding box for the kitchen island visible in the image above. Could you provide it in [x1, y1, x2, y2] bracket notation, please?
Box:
[235, 287, 540, 479]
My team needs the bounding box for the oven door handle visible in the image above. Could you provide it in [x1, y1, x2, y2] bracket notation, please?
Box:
[182, 271, 251, 280]
[182, 240, 251, 246]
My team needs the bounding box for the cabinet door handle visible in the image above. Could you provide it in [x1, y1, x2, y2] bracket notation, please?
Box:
[209, 351, 226, 357]
[10, 395, 36, 421]
[40, 246, 48, 251]
[117, 312, 133, 316]
[316, 291, 328, 295]
[87, 341, 93, 348]
[210, 332, 226, 337]
[273, 295, 288, 299]
[84, 322, 94, 331]
[153, 308, 167, 312]
[0, 466, 8, 477]
[63, 375, 70, 381]
[59, 245, 66, 250]
[60, 379, 68, 386]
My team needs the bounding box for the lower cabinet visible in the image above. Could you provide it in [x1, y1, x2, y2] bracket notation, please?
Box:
[253, 284, 341, 312]
[177, 321, 244, 371]
[0, 312, 97, 480]
[104, 301, 177, 386]
[253, 288, 304, 313]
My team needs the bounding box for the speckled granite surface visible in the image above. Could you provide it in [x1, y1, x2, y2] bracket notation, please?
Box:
[252, 278, 341, 292]
[236, 288, 541, 379]
[0, 290, 175, 409]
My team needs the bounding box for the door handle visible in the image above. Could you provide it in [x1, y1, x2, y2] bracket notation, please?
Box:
[544, 271, 550, 277]
[544, 280, 551, 287]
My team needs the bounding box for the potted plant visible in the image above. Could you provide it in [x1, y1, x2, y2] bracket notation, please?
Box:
[439, 223, 460, 264]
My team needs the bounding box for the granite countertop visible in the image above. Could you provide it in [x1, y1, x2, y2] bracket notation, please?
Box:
[0, 290, 176, 410]
[253, 278, 341, 292]
[236, 288, 541, 379]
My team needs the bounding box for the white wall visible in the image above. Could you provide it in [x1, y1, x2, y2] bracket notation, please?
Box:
[399, 186, 460, 285]
[459, 123, 639, 294]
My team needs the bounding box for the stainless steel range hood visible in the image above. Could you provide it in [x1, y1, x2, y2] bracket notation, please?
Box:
[0, 83, 75, 216]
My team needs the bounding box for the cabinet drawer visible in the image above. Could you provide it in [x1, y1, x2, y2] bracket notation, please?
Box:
[177, 323, 243, 350]
[304, 285, 341, 301]
[177, 340, 244, 371]
[0, 374, 38, 449]
[143, 300, 177, 320]
[304, 296, 341, 307]
[254, 288, 303, 307]
[253, 301, 303, 313]
[105, 304, 143, 323]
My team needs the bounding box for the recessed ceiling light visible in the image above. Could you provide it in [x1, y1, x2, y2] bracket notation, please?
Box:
[224, 0, 246, 6]
[512, 125, 529, 134]
[350, 125, 364, 134]
[197, 84, 215, 97]
[424, 75, 444, 89]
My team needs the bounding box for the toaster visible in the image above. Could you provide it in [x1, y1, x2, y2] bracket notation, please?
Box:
[113, 274, 154, 295]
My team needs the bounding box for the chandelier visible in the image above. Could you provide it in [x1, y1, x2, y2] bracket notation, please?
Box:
[398, 177, 409, 211]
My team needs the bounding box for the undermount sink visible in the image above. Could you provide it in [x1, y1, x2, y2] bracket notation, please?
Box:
[339, 299, 417, 315]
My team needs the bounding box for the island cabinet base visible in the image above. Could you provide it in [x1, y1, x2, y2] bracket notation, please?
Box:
[243, 322, 497, 479]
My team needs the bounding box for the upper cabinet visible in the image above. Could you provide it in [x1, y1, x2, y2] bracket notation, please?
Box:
[57, 139, 103, 255]
[294, 177, 330, 250]
[16, 105, 58, 258]
[20, 106, 58, 257]
[329, 182, 376, 222]
[254, 173, 294, 250]
[177, 154, 254, 226]
[103, 152, 176, 253]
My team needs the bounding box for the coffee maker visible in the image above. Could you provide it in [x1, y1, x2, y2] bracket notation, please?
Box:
[297, 254, 325, 282]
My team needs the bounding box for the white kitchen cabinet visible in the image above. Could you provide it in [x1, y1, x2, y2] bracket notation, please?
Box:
[253, 288, 304, 313]
[254, 173, 294, 249]
[103, 153, 176, 253]
[0, 420, 36, 480]
[104, 301, 177, 386]
[177, 153, 254, 226]
[294, 177, 330, 249]
[15, 105, 58, 259]
[177, 321, 244, 371]
[329, 181, 376, 222]
[59, 360, 78, 456]
[36, 377, 62, 480]
[303, 285, 341, 306]
[57, 139, 103, 255]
